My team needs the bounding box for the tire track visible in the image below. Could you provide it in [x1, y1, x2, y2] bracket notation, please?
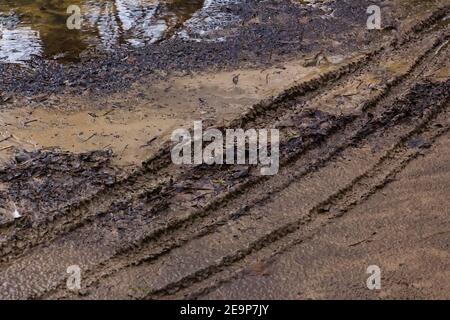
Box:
[46, 37, 450, 299]
[0, 6, 447, 299]
[174, 114, 450, 300]
[145, 95, 450, 300]
[1, 5, 447, 265]
[0, 54, 368, 261]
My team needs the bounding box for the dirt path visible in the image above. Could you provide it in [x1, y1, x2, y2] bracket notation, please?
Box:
[0, 1, 449, 300]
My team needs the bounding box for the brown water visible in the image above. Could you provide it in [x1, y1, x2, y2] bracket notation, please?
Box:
[0, 0, 204, 63]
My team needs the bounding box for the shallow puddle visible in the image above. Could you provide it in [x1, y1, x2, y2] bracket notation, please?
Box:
[0, 0, 205, 63]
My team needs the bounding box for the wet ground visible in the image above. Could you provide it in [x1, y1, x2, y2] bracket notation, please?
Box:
[0, 0, 449, 300]
[0, 0, 387, 95]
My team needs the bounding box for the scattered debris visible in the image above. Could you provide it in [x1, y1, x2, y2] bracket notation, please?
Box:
[11, 203, 21, 219]
[140, 136, 158, 148]
[232, 74, 240, 85]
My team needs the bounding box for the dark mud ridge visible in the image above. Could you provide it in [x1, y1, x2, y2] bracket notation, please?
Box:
[0, 150, 117, 226]
[0, 0, 385, 97]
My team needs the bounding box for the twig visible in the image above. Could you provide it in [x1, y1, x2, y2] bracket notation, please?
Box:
[0, 145, 13, 152]
[435, 40, 449, 56]
[118, 144, 129, 159]
[140, 136, 157, 148]
[102, 109, 115, 117]
[23, 119, 38, 126]
[82, 133, 97, 142]
[0, 135, 12, 144]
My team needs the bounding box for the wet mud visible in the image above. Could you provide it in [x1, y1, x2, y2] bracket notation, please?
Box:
[0, 0, 388, 95]
[0, 0, 449, 300]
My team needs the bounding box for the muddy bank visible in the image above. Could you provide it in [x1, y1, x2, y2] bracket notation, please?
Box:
[0, 0, 389, 97]
[0, 0, 448, 233]
[1, 0, 446, 170]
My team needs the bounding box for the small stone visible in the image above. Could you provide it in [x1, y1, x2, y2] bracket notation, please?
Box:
[15, 152, 31, 163]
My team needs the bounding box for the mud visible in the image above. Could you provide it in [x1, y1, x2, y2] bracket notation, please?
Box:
[0, 149, 117, 226]
[0, 0, 449, 300]
[0, 0, 389, 96]
[202, 132, 450, 300]
[0, 56, 347, 168]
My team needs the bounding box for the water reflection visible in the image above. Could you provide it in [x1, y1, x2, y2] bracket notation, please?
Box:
[178, 0, 240, 42]
[0, 0, 204, 63]
[0, 27, 42, 63]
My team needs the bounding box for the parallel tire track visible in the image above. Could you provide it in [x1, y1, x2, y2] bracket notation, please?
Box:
[167, 110, 450, 300]
[0, 5, 447, 300]
[143, 92, 450, 300]
[44, 26, 450, 299]
[1, 6, 448, 265]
